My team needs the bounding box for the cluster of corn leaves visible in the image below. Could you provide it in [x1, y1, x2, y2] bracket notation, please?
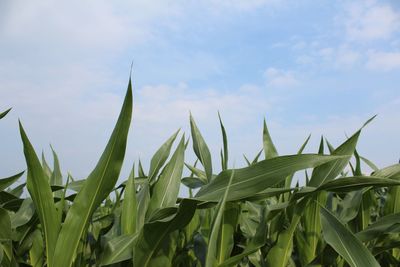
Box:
[1, 81, 400, 267]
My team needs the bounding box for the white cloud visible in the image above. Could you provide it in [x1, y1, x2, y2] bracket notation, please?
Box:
[335, 46, 361, 68]
[366, 50, 400, 71]
[264, 68, 300, 87]
[341, 0, 400, 42]
[206, 0, 283, 12]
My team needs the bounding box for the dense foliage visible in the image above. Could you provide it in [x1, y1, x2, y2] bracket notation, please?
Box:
[1, 80, 400, 267]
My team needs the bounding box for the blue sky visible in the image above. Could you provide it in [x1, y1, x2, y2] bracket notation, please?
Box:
[1, 0, 399, 180]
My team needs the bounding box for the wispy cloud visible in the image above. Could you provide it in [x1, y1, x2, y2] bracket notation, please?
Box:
[264, 68, 300, 88]
[340, 0, 400, 42]
[366, 50, 400, 71]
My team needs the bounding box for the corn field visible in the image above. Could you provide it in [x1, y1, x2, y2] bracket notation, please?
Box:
[1, 80, 400, 267]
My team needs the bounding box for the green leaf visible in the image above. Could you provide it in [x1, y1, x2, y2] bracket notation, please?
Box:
[99, 233, 138, 266]
[134, 199, 197, 267]
[356, 213, 400, 242]
[181, 177, 206, 189]
[10, 198, 35, 228]
[317, 176, 400, 192]
[0, 108, 11, 120]
[147, 136, 185, 215]
[52, 79, 132, 267]
[19, 122, 60, 266]
[190, 113, 213, 181]
[148, 130, 180, 182]
[263, 118, 278, 160]
[121, 167, 137, 235]
[49, 146, 62, 186]
[216, 202, 239, 263]
[0, 207, 11, 240]
[29, 229, 44, 267]
[218, 207, 267, 267]
[206, 170, 235, 267]
[218, 112, 228, 171]
[137, 182, 150, 230]
[320, 205, 380, 267]
[196, 154, 346, 202]
[0, 171, 24, 192]
[308, 130, 360, 187]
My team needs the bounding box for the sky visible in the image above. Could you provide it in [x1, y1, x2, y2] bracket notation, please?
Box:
[0, 0, 399, 182]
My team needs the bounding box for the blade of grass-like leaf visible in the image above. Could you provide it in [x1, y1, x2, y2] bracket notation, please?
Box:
[263, 118, 278, 159]
[320, 205, 380, 267]
[0, 171, 24, 192]
[52, 79, 132, 267]
[49, 146, 62, 186]
[251, 148, 264, 164]
[206, 170, 234, 267]
[181, 177, 206, 189]
[10, 198, 35, 228]
[217, 202, 239, 263]
[190, 113, 213, 181]
[29, 229, 44, 267]
[283, 134, 311, 200]
[0, 207, 11, 240]
[218, 112, 228, 171]
[185, 163, 208, 182]
[19, 122, 60, 266]
[138, 159, 146, 178]
[148, 130, 179, 182]
[196, 154, 346, 202]
[293, 176, 400, 200]
[360, 156, 379, 172]
[0, 108, 11, 120]
[318, 176, 400, 192]
[8, 183, 25, 197]
[356, 213, 400, 242]
[99, 233, 138, 266]
[121, 167, 137, 235]
[308, 130, 360, 187]
[137, 181, 150, 229]
[134, 199, 197, 267]
[218, 207, 267, 267]
[147, 136, 185, 215]
[41, 151, 52, 180]
[266, 198, 309, 267]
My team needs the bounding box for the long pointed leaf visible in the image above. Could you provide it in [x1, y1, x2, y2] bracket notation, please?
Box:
[320, 205, 379, 267]
[196, 154, 346, 202]
[52, 80, 132, 267]
[19, 122, 60, 266]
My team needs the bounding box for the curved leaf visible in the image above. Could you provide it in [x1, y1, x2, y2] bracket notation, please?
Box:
[196, 154, 346, 202]
[320, 205, 380, 267]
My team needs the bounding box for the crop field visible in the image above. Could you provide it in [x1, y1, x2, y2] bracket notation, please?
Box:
[1, 80, 400, 267]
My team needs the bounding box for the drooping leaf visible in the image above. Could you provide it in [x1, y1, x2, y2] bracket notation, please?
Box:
[320, 205, 380, 267]
[356, 213, 400, 242]
[196, 154, 346, 202]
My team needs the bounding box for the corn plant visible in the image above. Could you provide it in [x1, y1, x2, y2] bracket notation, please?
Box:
[1, 79, 400, 267]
